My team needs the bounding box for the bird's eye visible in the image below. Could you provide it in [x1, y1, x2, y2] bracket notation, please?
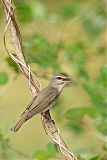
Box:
[57, 76, 62, 80]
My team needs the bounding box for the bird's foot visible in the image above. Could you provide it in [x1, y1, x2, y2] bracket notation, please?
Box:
[41, 113, 55, 124]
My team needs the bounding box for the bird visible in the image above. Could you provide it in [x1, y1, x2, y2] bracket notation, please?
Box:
[11, 73, 71, 132]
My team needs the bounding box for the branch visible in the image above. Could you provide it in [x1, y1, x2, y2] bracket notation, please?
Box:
[1, 0, 77, 159]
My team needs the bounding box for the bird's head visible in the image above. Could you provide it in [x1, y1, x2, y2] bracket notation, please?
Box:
[49, 73, 71, 92]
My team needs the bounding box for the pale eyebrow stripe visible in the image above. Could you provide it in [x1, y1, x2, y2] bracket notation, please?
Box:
[55, 76, 63, 79]
[55, 76, 71, 78]
[55, 76, 62, 78]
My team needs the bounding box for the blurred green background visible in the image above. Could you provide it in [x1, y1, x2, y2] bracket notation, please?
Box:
[0, 0, 107, 159]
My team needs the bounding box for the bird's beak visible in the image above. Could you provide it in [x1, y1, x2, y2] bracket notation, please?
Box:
[66, 77, 77, 85]
[64, 77, 72, 83]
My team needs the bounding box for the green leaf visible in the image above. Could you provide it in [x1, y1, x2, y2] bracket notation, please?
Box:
[33, 150, 49, 160]
[16, 1, 49, 23]
[86, 107, 101, 119]
[103, 144, 107, 151]
[0, 132, 10, 159]
[97, 122, 107, 135]
[82, 11, 106, 38]
[60, 2, 81, 18]
[68, 42, 85, 55]
[65, 107, 87, 120]
[66, 42, 87, 69]
[95, 65, 107, 88]
[66, 122, 84, 133]
[79, 68, 89, 81]
[0, 72, 8, 85]
[6, 57, 20, 74]
[47, 143, 57, 156]
[90, 155, 100, 160]
[24, 34, 59, 71]
[16, 0, 34, 23]
[82, 82, 104, 107]
[100, 66, 107, 79]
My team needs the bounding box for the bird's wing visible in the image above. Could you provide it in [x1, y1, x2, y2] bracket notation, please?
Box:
[21, 87, 58, 119]
[11, 87, 58, 132]
[20, 96, 37, 116]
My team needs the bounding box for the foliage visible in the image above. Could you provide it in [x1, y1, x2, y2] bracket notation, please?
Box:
[33, 143, 57, 160]
[59, 1, 81, 18]
[66, 41, 89, 80]
[82, 10, 106, 39]
[23, 34, 60, 71]
[6, 57, 20, 74]
[15, 0, 54, 23]
[0, 72, 8, 85]
[15, 0, 34, 23]
[0, 132, 10, 159]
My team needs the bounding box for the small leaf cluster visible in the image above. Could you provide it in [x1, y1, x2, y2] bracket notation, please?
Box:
[33, 143, 58, 160]
[0, 72, 8, 85]
[23, 34, 59, 71]
[0, 132, 10, 159]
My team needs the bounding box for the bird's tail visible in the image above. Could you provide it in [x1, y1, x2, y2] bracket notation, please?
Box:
[11, 118, 25, 132]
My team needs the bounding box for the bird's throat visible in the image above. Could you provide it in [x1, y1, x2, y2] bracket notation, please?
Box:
[57, 84, 65, 93]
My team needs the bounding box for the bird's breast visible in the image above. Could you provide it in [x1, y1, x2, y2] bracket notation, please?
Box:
[41, 101, 56, 113]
